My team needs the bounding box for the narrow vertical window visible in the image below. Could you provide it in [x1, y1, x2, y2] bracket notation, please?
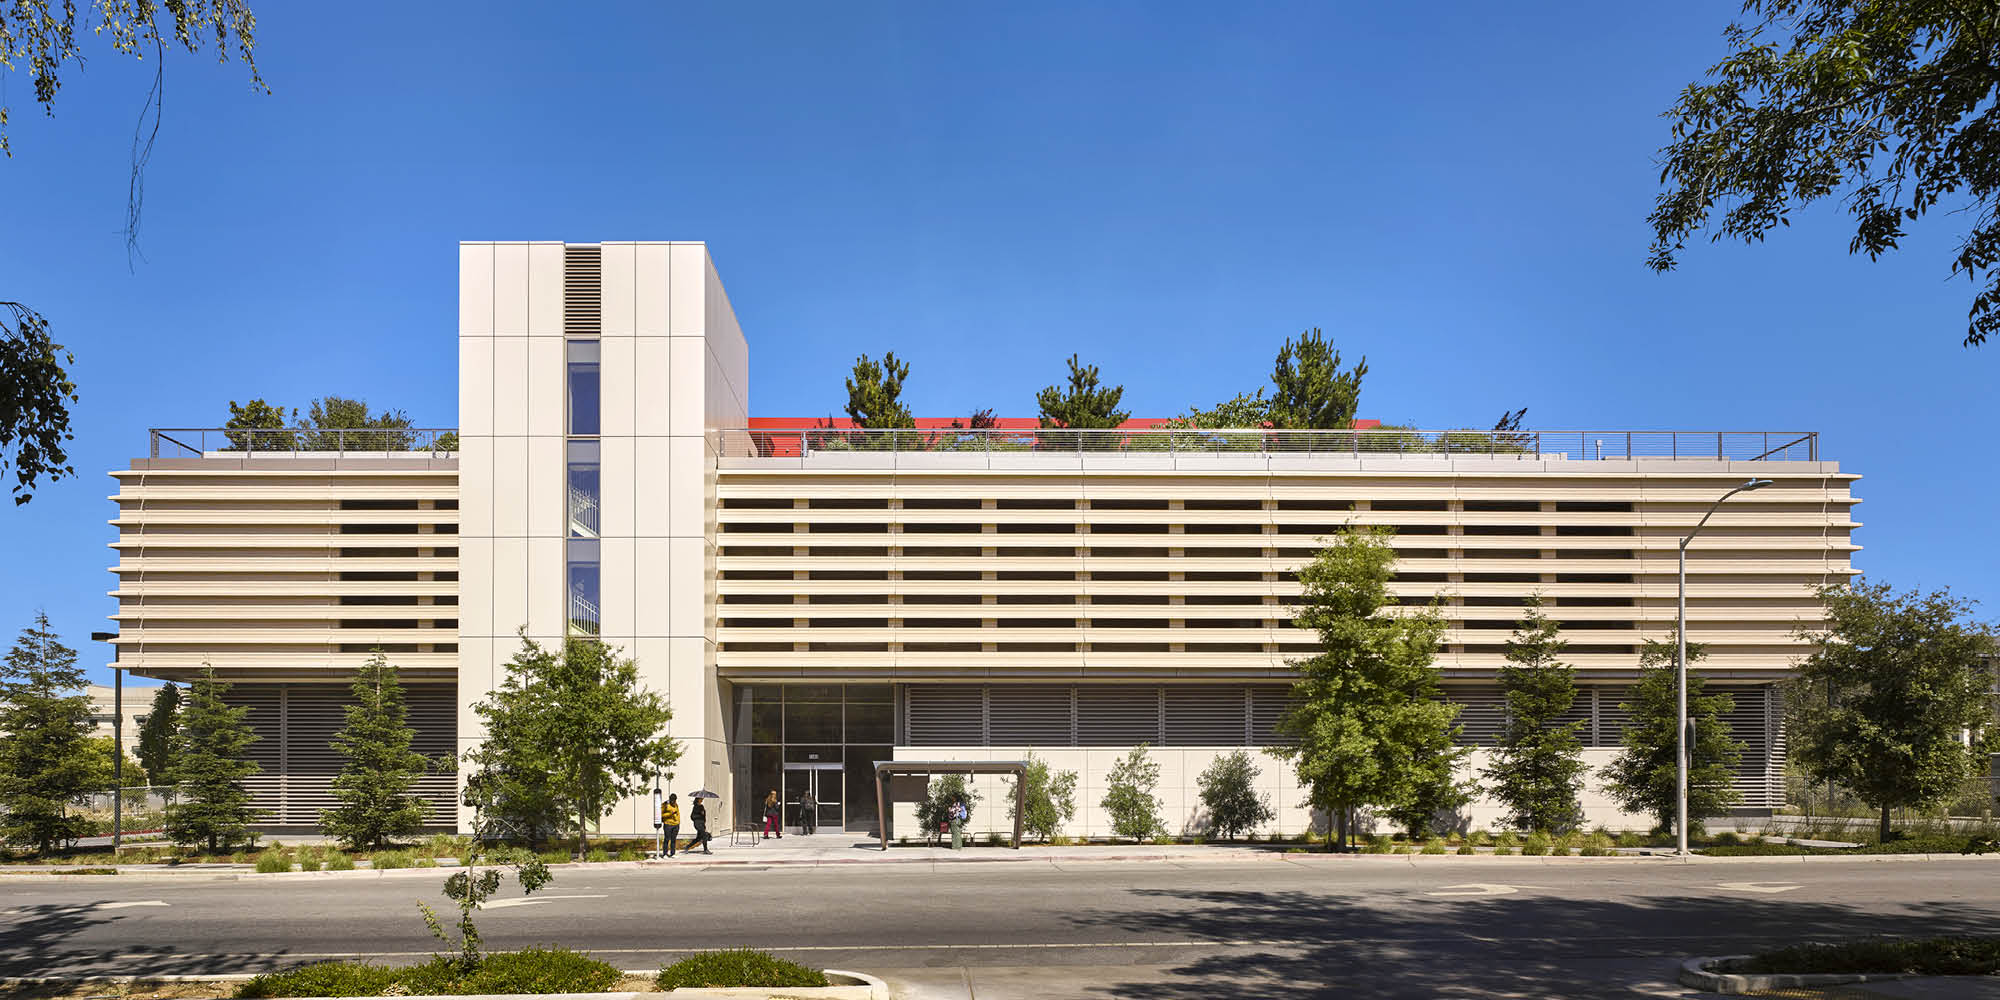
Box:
[567, 538, 601, 636]
[566, 439, 601, 539]
[567, 339, 601, 436]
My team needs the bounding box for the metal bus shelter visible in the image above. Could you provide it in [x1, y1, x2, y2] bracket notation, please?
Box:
[873, 760, 1028, 850]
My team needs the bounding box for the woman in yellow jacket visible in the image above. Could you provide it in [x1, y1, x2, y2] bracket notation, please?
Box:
[660, 794, 682, 858]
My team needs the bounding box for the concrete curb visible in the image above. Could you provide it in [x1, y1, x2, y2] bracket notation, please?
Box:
[1677, 955, 1914, 994]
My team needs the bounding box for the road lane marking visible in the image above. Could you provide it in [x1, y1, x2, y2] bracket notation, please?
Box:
[483, 893, 608, 909]
[96, 900, 171, 910]
[0, 900, 169, 915]
[1712, 881, 1802, 894]
[1424, 883, 1532, 897]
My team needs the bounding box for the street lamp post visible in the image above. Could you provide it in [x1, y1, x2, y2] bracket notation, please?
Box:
[1677, 479, 1773, 856]
[89, 631, 121, 853]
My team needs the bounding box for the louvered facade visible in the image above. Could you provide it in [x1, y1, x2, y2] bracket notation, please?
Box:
[103, 239, 1853, 838]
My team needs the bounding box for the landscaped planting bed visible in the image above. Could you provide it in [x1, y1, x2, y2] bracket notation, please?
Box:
[1735, 937, 2000, 976]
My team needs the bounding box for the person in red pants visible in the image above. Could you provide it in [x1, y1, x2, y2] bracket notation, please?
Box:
[762, 789, 782, 839]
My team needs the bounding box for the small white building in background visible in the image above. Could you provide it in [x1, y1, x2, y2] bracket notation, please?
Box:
[85, 683, 158, 744]
[103, 240, 1862, 838]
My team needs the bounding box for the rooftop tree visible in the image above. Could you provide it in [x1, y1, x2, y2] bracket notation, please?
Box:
[843, 352, 915, 429]
[1036, 355, 1128, 430]
[1268, 328, 1367, 429]
[1789, 580, 1997, 842]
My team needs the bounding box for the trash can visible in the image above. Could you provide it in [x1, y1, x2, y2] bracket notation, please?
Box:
[950, 819, 963, 850]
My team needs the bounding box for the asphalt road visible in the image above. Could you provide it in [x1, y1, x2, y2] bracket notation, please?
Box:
[3, 856, 1997, 999]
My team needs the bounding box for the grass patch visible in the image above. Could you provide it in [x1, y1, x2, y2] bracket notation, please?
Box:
[1737, 937, 2000, 976]
[252, 851, 291, 874]
[323, 851, 356, 871]
[236, 948, 620, 998]
[656, 949, 829, 990]
[371, 851, 415, 870]
[51, 867, 118, 875]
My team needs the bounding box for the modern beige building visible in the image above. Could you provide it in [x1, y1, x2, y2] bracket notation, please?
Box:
[105, 241, 1861, 837]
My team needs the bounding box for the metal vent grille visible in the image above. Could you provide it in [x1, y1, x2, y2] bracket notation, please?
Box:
[563, 245, 601, 336]
[1445, 685, 1507, 746]
[1076, 686, 1162, 746]
[1248, 686, 1298, 746]
[1720, 684, 1784, 808]
[987, 685, 1074, 746]
[228, 683, 457, 827]
[1592, 687, 1635, 748]
[905, 685, 984, 745]
[1165, 685, 1249, 745]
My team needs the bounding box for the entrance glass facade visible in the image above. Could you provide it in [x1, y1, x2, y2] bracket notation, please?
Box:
[729, 684, 892, 834]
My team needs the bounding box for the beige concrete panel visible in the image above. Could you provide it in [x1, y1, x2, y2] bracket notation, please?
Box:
[634, 436, 672, 538]
[526, 337, 566, 438]
[601, 337, 637, 438]
[668, 244, 705, 336]
[635, 538, 671, 632]
[490, 536, 529, 634]
[457, 535, 495, 639]
[634, 338, 672, 436]
[600, 242, 636, 336]
[527, 535, 565, 637]
[490, 338, 529, 437]
[702, 258, 749, 417]
[601, 436, 636, 538]
[527, 242, 564, 336]
[491, 435, 529, 537]
[458, 436, 494, 539]
[601, 536, 636, 639]
[668, 436, 705, 538]
[493, 243, 529, 336]
[459, 243, 493, 336]
[668, 338, 706, 435]
[636, 243, 669, 336]
[667, 536, 707, 638]
[667, 636, 711, 742]
[459, 337, 494, 437]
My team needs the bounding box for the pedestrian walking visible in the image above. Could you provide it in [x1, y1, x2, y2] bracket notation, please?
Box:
[763, 789, 782, 839]
[689, 796, 713, 854]
[660, 793, 682, 858]
[799, 788, 818, 835]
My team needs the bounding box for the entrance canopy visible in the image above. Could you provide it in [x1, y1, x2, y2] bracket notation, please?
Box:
[873, 760, 1028, 850]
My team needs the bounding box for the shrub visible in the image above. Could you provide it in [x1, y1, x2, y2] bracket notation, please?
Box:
[1011, 751, 1081, 843]
[1421, 837, 1447, 855]
[1713, 831, 1742, 846]
[585, 848, 610, 863]
[1580, 833, 1615, 857]
[1456, 843, 1476, 855]
[236, 961, 401, 998]
[1364, 834, 1392, 855]
[539, 850, 570, 864]
[253, 850, 292, 874]
[1493, 831, 1518, 855]
[323, 851, 356, 871]
[657, 949, 829, 990]
[1738, 937, 2000, 976]
[915, 774, 981, 846]
[460, 947, 620, 993]
[373, 850, 414, 870]
[1521, 832, 1552, 856]
[415, 855, 438, 868]
[1197, 750, 1275, 841]
[616, 848, 642, 862]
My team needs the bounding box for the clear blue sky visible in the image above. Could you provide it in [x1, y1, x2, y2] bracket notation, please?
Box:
[3, 2, 1992, 684]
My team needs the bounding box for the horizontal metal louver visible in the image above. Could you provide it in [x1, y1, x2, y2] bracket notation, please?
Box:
[987, 685, 1073, 746]
[1076, 686, 1162, 746]
[905, 685, 984, 746]
[1165, 685, 1248, 745]
[1592, 687, 1635, 747]
[1445, 685, 1506, 746]
[1248, 686, 1299, 746]
[563, 245, 602, 337]
[1719, 685, 1783, 808]
[224, 683, 457, 826]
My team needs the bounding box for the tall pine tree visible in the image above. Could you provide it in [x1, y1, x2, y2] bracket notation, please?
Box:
[166, 666, 261, 852]
[1483, 596, 1588, 833]
[843, 352, 915, 429]
[322, 649, 433, 850]
[0, 613, 102, 855]
[1601, 635, 1742, 835]
[136, 683, 181, 789]
[1272, 527, 1467, 850]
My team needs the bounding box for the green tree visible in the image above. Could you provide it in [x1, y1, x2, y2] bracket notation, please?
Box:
[464, 634, 680, 856]
[1789, 580, 1997, 843]
[1197, 750, 1274, 841]
[166, 666, 261, 852]
[1, 4, 263, 503]
[222, 398, 293, 450]
[1269, 328, 1367, 429]
[1384, 756, 1477, 840]
[1007, 752, 1078, 844]
[136, 683, 181, 784]
[1036, 354, 1128, 430]
[297, 396, 416, 451]
[1601, 636, 1742, 835]
[1168, 389, 1272, 430]
[1651, 1, 2000, 347]
[1484, 596, 1588, 833]
[915, 773, 981, 846]
[83, 736, 148, 787]
[1272, 527, 1465, 850]
[322, 649, 434, 850]
[0, 613, 101, 854]
[1101, 744, 1165, 841]
[843, 352, 915, 429]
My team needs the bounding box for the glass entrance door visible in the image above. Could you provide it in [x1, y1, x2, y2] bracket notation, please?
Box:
[782, 762, 842, 833]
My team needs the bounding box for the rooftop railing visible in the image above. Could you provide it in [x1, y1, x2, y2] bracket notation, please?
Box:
[721, 427, 1820, 463]
[150, 427, 459, 458]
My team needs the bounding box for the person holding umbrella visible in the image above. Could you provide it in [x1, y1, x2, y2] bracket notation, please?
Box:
[688, 789, 716, 855]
